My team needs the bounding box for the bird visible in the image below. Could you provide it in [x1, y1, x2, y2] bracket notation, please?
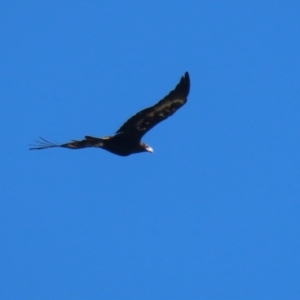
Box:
[30, 72, 190, 156]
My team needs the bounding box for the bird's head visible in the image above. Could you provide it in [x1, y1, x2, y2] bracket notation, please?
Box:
[140, 142, 153, 154]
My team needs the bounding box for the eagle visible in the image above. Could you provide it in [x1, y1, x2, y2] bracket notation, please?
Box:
[30, 72, 190, 156]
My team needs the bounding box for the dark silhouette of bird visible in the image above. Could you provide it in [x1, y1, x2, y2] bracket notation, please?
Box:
[30, 72, 190, 156]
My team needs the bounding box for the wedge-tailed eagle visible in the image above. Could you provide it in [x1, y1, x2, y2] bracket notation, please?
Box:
[30, 72, 190, 156]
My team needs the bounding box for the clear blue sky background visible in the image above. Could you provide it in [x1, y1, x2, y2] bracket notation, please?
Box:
[1, 1, 300, 299]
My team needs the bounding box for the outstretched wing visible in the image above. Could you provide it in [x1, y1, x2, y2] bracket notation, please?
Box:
[115, 72, 190, 139]
[29, 136, 103, 150]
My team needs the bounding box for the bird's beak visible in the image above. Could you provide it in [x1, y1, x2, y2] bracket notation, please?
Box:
[146, 146, 154, 153]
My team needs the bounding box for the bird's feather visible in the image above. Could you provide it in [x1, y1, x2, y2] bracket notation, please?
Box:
[116, 72, 190, 138]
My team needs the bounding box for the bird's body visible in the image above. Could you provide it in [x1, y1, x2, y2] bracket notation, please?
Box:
[57, 134, 152, 156]
[30, 72, 190, 156]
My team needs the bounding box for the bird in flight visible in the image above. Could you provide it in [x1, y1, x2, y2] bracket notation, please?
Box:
[30, 72, 190, 156]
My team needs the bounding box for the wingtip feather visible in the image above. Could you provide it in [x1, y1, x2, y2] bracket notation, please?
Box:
[29, 137, 59, 150]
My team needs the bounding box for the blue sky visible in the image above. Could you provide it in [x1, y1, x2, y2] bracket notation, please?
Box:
[1, 1, 300, 299]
